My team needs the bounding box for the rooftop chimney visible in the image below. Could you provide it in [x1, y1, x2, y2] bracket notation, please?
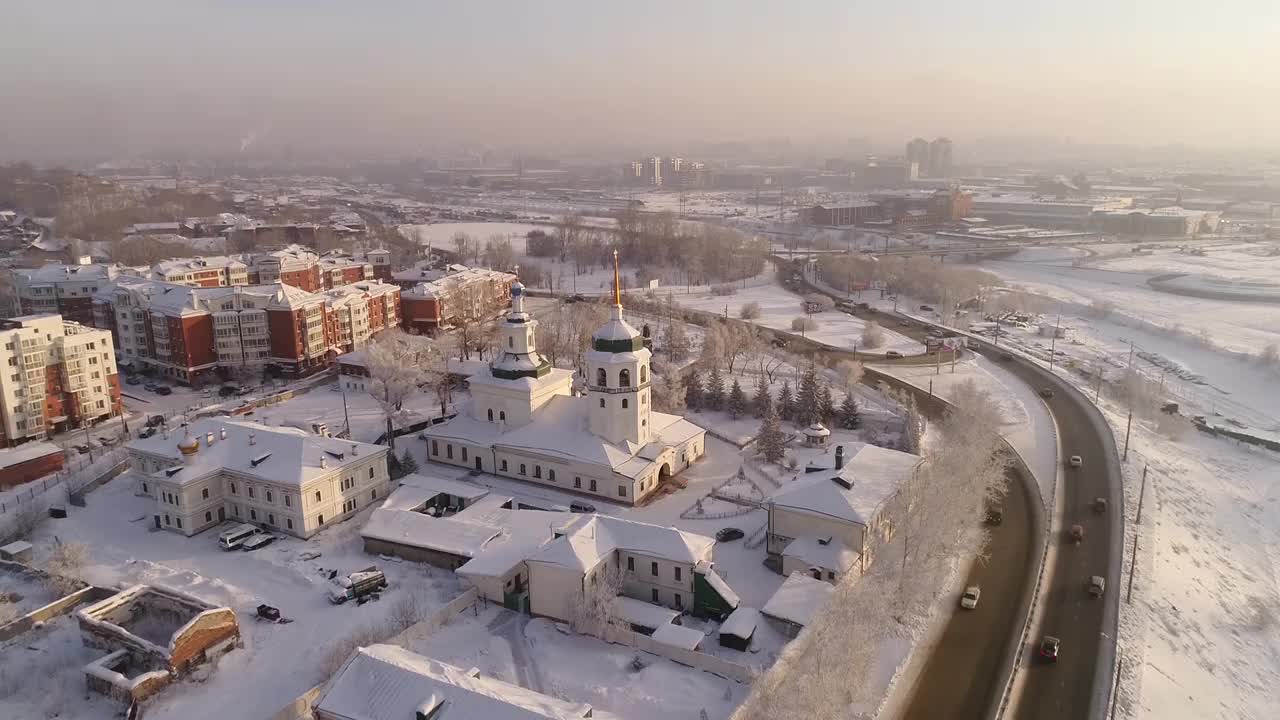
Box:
[220, 427, 227, 440]
[249, 431, 256, 446]
[320, 455, 328, 469]
[351, 443, 359, 457]
[835, 444, 845, 471]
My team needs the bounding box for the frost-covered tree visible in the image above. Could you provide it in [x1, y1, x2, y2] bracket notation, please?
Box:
[705, 365, 726, 411]
[661, 320, 691, 364]
[861, 320, 885, 349]
[795, 365, 821, 427]
[727, 379, 746, 420]
[838, 359, 864, 393]
[365, 330, 440, 452]
[684, 367, 703, 410]
[756, 409, 785, 464]
[752, 378, 773, 419]
[818, 382, 836, 423]
[398, 449, 419, 477]
[776, 380, 796, 422]
[838, 393, 862, 429]
[649, 361, 686, 413]
[570, 559, 627, 638]
[900, 394, 924, 454]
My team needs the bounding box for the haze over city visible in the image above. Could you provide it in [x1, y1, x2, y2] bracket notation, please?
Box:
[3, 0, 1280, 162]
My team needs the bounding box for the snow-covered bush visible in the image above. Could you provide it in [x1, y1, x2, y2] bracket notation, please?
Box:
[860, 321, 884, 349]
[740, 301, 762, 320]
[791, 316, 818, 332]
[711, 283, 737, 296]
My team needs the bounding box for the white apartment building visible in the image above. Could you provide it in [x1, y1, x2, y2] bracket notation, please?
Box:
[151, 256, 250, 287]
[126, 419, 390, 539]
[0, 314, 119, 445]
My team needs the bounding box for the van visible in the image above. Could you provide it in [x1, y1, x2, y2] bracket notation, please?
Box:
[218, 523, 263, 550]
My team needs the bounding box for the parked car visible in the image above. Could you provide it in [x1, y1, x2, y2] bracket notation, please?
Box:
[1039, 388, 1055, 399]
[716, 527, 745, 542]
[138, 427, 157, 439]
[919, 304, 934, 311]
[241, 534, 276, 552]
[999, 352, 1014, 361]
[1069, 455, 1083, 468]
[155, 386, 172, 396]
[985, 506, 1004, 526]
[1088, 576, 1106, 597]
[898, 320, 911, 327]
[219, 385, 238, 398]
[125, 376, 142, 386]
[569, 501, 597, 514]
[1070, 524, 1084, 544]
[885, 350, 903, 359]
[73, 445, 91, 455]
[201, 389, 212, 398]
[960, 586, 981, 609]
[144, 382, 158, 392]
[1093, 497, 1108, 513]
[1039, 635, 1061, 663]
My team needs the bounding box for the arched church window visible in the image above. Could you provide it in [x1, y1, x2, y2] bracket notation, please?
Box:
[619, 369, 631, 387]
[597, 368, 607, 386]
[488, 409, 494, 422]
[639, 365, 648, 383]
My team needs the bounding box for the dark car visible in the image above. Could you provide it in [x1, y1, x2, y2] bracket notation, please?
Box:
[716, 527, 745, 542]
[999, 352, 1014, 361]
[125, 376, 142, 386]
[1039, 635, 1061, 663]
[139, 427, 157, 439]
[145, 414, 165, 428]
[155, 386, 172, 396]
[1039, 388, 1055, 399]
[144, 382, 158, 391]
[985, 507, 1004, 526]
[219, 385, 239, 398]
[919, 304, 934, 311]
[569, 501, 596, 514]
[73, 445, 91, 455]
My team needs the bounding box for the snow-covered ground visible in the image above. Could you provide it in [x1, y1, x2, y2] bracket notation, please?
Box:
[12, 475, 463, 720]
[0, 613, 120, 719]
[670, 273, 924, 355]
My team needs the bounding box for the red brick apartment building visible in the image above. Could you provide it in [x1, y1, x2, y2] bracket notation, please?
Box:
[399, 267, 516, 335]
[94, 278, 401, 385]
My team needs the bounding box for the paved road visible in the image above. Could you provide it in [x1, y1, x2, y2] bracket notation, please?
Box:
[984, 348, 1119, 720]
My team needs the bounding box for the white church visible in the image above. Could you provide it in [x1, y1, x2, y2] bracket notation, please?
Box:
[422, 256, 706, 505]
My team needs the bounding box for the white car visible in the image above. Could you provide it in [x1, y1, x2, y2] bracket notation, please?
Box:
[960, 586, 981, 609]
[240, 533, 276, 551]
[1069, 455, 1083, 468]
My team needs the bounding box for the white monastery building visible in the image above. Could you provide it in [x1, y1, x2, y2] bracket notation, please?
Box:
[422, 254, 705, 505]
[126, 418, 390, 538]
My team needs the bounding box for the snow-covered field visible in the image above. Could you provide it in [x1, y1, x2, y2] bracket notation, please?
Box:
[10, 475, 463, 720]
[671, 275, 924, 355]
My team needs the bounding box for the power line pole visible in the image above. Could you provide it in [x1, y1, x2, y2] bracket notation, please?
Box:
[1127, 339, 1135, 369]
[1126, 535, 1139, 603]
[1123, 409, 1133, 461]
[1048, 312, 1061, 372]
[1136, 463, 1149, 524]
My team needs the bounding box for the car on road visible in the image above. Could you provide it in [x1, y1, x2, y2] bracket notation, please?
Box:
[716, 527, 745, 542]
[1088, 576, 1106, 597]
[898, 320, 911, 327]
[569, 501, 596, 514]
[885, 350, 903, 359]
[919, 304, 934, 311]
[960, 586, 981, 609]
[966, 338, 981, 349]
[155, 386, 172, 396]
[241, 534, 277, 552]
[138, 427, 157, 439]
[1039, 388, 1055, 399]
[73, 445, 91, 455]
[1038, 635, 1061, 663]
[144, 382, 158, 391]
[1070, 524, 1084, 544]
[145, 414, 165, 427]
[219, 385, 239, 397]
[125, 376, 142, 386]
[999, 352, 1014, 361]
[1069, 455, 1083, 468]
[201, 389, 212, 398]
[984, 504, 1003, 525]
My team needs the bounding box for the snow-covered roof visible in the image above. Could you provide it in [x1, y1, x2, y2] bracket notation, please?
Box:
[0, 441, 63, 469]
[782, 536, 860, 574]
[529, 515, 714, 572]
[362, 507, 503, 559]
[592, 315, 642, 343]
[650, 622, 706, 650]
[315, 644, 609, 720]
[762, 572, 835, 627]
[719, 607, 760, 640]
[700, 565, 741, 610]
[384, 472, 491, 510]
[770, 443, 920, 526]
[455, 509, 575, 579]
[613, 596, 679, 630]
[152, 255, 247, 276]
[127, 418, 387, 488]
[12, 262, 119, 284]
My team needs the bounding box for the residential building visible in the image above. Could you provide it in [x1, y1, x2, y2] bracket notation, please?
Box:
[927, 137, 954, 178]
[798, 202, 882, 226]
[857, 161, 917, 190]
[0, 314, 120, 445]
[9, 261, 126, 325]
[399, 266, 516, 335]
[1090, 206, 1220, 237]
[766, 442, 922, 582]
[151, 256, 249, 287]
[421, 264, 705, 505]
[0, 441, 65, 489]
[94, 277, 401, 384]
[905, 138, 930, 172]
[315, 644, 619, 720]
[126, 418, 391, 538]
[760, 571, 835, 638]
[77, 585, 240, 704]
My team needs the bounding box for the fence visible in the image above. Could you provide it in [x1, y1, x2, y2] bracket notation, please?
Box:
[601, 625, 756, 683]
[0, 446, 129, 516]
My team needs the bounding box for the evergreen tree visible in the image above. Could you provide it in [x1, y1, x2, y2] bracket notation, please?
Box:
[795, 365, 821, 426]
[818, 382, 836, 423]
[901, 395, 923, 454]
[727, 378, 746, 420]
[752, 378, 772, 418]
[684, 367, 703, 410]
[661, 321, 691, 363]
[777, 380, 796, 422]
[757, 409, 786, 464]
[838, 393, 862, 429]
[399, 449, 420, 476]
[705, 365, 726, 411]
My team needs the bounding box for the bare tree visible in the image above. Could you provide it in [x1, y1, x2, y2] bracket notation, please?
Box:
[791, 316, 818, 333]
[740, 301, 762, 320]
[364, 330, 440, 451]
[838, 359, 865, 394]
[43, 541, 88, 595]
[649, 361, 686, 413]
[451, 232, 474, 263]
[861, 320, 885, 349]
[570, 559, 627, 638]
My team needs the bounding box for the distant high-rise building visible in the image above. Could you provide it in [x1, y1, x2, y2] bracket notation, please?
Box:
[906, 138, 929, 171]
[646, 156, 663, 186]
[928, 138, 953, 178]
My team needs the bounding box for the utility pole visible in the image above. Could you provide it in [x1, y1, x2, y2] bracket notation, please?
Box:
[1126, 535, 1139, 603]
[1127, 340, 1135, 369]
[1123, 409, 1133, 461]
[994, 315, 1001, 346]
[1048, 313, 1061, 372]
[1136, 464, 1149, 524]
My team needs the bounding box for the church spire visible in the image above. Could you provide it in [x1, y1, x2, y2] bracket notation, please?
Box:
[612, 249, 622, 308]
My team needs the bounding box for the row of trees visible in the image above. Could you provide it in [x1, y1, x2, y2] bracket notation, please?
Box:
[737, 380, 1012, 718]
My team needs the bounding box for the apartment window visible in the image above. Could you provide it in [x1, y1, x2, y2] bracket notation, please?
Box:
[548, 469, 556, 482]
[674, 566, 682, 582]
[201, 488, 209, 500]
[250, 509, 257, 520]
[596, 368, 607, 386]
[533, 465, 542, 479]
[501, 460, 508, 471]
[164, 514, 170, 525]
[574, 477, 581, 488]
[446, 444, 453, 459]
[499, 411, 506, 422]
[589, 479, 597, 492]
[461, 447, 468, 462]
[287, 519, 294, 530]
[233, 505, 240, 517]
[599, 398, 605, 408]
[674, 593, 682, 610]
[640, 365, 648, 383]
[618, 485, 627, 498]
[284, 495, 291, 507]
[318, 514, 325, 525]
[369, 467, 374, 479]
[266, 490, 273, 503]
[142, 483, 148, 493]
[488, 409, 494, 422]
[627, 557, 634, 572]
[519, 463, 526, 475]
[652, 588, 659, 603]
[619, 369, 630, 387]
[651, 561, 659, 577]
[371, 488, 377, 501]
[205, 511, 212, 522]
[315, 491, 321, 502]
[508, 336, 513, 348]
[431, 440, 439, 456]
[622, 398, 628, 409]
[248, 486, 254, 499]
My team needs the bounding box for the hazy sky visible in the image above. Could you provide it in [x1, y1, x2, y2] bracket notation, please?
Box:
[3, 0, 1278, 161]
